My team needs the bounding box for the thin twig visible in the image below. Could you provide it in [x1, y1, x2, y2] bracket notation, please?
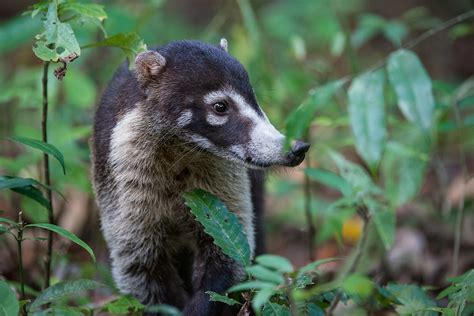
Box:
[304, 134, 315, 261]
[325, 208, 371, 316]
[451, 99, 468, 276]
[42, 60, 54, 290]
[17, 212, 26, 316]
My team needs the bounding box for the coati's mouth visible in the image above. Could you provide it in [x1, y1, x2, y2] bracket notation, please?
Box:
[229, 150, 307, 169]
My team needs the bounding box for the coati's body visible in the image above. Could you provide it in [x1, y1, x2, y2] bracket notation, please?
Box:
[92, 40, 308, 315]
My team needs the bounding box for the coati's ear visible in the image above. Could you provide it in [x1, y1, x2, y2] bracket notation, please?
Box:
[135, 51, 166, 87]
[219, 38, 228, 53]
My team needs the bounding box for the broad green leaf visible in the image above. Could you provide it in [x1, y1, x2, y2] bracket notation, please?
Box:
[285, 80, 345, 146]
[101, 295, 144, 314]
[32, 306, 85, 316]
[145, 304, 182, 315]
[351, 14, 386, 48]
[263, 302, 290, 316]
[227, 281, 275, 293]
[386, 284, 437, 316]
[246, 265, 284, 284]
[0, 176, 50, 210]
[59, 2, 107, 22]
[33, 2, 81, 62]
[26, 223, 96, 262]
[183, 189, 250, 266]
[342, 274, 374, 299]
[255, 254, 294, 273]
[387, 49, 435, 131]
[348, 69, 386, 169]
[296, 302, 324, 316]
[7, 137, 65, 174]
[0, 281, 19, 316]
[82, 32, 147, 62]
[305, 168, 352, 196]
[206, 291, 241, 306]
[372, 209, 396, 250]
[252, 287, 275, 312]
[383, 21, 408, 47]
[30, 279, 106, 309]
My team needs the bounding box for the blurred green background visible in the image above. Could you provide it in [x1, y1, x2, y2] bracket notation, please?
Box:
[0, 0, 473, 305]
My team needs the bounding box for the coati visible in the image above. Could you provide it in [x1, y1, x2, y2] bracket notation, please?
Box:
[92, 39, 309, 315]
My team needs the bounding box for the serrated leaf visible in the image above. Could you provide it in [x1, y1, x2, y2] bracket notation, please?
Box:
[227, 281, 275, 293]
[33, 2, 81, 62]
[183, 189, 250, 266]
[263, 302, 290, 316]
[0, 281, 19, 316]
[387, 49, 435, 132]
[7, 137, 65, 174]
[82, 32, 147, 63]
[206, 291, 241, 306]
[0, 176, 50, 210]
[348, 69, 386, 169]
[101, 295, 144, 314]
[255, 254, 294, 273]
[285, 80, 345, 146]
[386, 284, 437, 316]
[305, 168, 352, 197]
[26, 223, 95, 262]
[246, 265, 284, 284]
[252, 287, 275, 312]
[30, 279, 106, 310]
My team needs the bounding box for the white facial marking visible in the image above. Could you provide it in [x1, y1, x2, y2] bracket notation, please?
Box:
[176, 110, 192, 127]
[229, 145, 245, 159]
[206, 113, 228, 126]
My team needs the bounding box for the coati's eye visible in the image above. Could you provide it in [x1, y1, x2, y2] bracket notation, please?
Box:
[213, 102, 228, 114]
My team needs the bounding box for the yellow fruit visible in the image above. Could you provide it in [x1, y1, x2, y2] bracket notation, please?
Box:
[342, 217, 363, 245]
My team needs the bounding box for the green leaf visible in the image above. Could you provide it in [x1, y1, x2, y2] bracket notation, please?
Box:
[348, 69, 386, 169]
[255, 254, 294, 273]
[145, 304, 182, 315]
[227, 281, 275, 293]
[372, 209, 396, 250]
[0, 176, 50, 211]
[206, 291, 241, 306]
[296, 302, 324, 316]
[285, 80, 345, 146]
[305, 168, 352, 197]
[297, 258, 340, 277]
[33, 2, 81, 62]
[386, 284, 437, 316]
[0, 216, 18, 227]
[59, 2, 107, 22]
[0, 281, 19, 316]
[101, 295, 144, 314]
[342, 274, 374, 299]
[82, 32, 147, 62]
[7, 137, 65, 174]
[252, 287, 275, 312]
[183, 189, 251, 266]
[26, 223, 96, 262]
[30, 279, 106, 310]
[263, 302, 290, 316]
[387, 49, 435, 132]
[383, 20, 408, 47]
[246, 265, 284, 284]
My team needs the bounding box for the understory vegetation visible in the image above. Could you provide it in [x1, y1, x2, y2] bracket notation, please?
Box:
[0, 0, 473, 315]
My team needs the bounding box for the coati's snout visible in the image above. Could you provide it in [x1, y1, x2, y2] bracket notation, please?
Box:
[134, 40, 309, 169]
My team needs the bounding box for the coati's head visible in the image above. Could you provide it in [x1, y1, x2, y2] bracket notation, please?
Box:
[134, 39, 309, 168]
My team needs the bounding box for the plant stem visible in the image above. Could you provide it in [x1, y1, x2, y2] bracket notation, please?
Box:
[325, 208, 370, 316]
[42, 60, 54, 290]
[17, 212, 26, 316]
[303, 135, 315, 261]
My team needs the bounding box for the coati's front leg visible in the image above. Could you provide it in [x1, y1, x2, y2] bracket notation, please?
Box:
[109, 229, 189, 308]
[183, 230, 244, 316]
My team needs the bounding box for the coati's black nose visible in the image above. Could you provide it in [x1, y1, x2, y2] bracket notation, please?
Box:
[286, 140, 310, 167]
[290, 141, 310, 157]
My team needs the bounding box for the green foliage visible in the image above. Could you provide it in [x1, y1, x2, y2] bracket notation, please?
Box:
[7, 136, 66, 174]
[206, 291, 242, 306]
[386, 284, 437, 316]
[348, 69, 386, 170]
[30, 279, 107, 310]
[26, 223, 96, 262]
[101, 295, 144, 314]
[438, 270, 474, 314]
[387, 49, 435, 132]
[183, 189, 251, 266]
[0, 176, 51, 210]
[82, 32, 147, 63]
[0, 281, 19, 316]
